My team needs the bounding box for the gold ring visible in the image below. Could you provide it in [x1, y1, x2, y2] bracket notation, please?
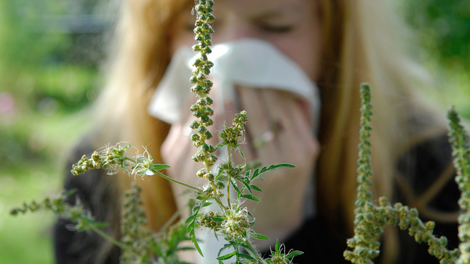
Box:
[253, 130, 275, 149]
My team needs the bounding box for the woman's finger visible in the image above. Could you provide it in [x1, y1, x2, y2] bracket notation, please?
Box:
[261, 89, 318, 161]
[237, 86, 279, 162]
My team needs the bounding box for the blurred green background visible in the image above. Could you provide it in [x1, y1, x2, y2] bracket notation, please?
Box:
[0, 0, 469, 263]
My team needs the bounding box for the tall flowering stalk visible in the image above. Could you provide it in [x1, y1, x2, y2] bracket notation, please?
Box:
[344, 83, 459, 264]
[188, 0, 226, 211]
[185, 1, 300, 263]
[448, 107, 470, 264]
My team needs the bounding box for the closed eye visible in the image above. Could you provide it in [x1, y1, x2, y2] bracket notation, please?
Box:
[258, 24, 293, 33]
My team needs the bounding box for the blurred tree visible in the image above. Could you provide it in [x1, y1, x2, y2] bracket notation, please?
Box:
[0, 0, 109, 167]
[403, 0, 470, 70]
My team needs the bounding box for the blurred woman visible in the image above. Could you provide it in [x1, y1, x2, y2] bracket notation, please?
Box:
[54, 0, 460, 263]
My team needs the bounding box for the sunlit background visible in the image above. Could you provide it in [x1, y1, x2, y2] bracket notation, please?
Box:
[0, 0, 469, 263]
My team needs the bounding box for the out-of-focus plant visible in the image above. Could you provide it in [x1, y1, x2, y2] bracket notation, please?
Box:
[402, 0, 470, 71]
[343, 83, 470, 264]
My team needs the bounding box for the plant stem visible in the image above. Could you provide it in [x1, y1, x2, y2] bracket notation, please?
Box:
[203, 160, 228, 211]
[227, 146, 232, 208]
[245, 239, 265, 264]
[152, 170, 203, 192]
[214, 196, 228, 211]
[124, 157, 136, 163]
[87, 221, 140, 258]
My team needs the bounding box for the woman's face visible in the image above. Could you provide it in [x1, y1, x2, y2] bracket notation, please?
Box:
[170, 0, 323, 81]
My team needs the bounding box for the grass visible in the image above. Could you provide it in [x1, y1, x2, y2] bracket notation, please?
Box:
[0, 97, 93, 263]
[0, 165, 60, 264]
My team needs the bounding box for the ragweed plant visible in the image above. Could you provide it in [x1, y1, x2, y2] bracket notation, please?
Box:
[177, 0, 301, 262]
[343, 83, 467, 264]
[9, 189, 108, 235]
[448, 107, 470, 264]
[11, 1, 302, 263]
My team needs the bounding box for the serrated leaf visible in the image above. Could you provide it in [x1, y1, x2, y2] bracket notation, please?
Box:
[177, 247, 195, 251]
[236, 147, 245, 159]
[231, 178, 241, 195]
[216, 175, 228, 183]
[247, 211, 255, 220]
[215, 142, 226, 151]
[251, 233, 269, 240]
[239, 243, 257, 256]
[210, 216, 226, 223]
[218, 243, 232, 257]
[150, 242, 162, 256]
[186, 223, 195, 233]
[251, 168, 260, 180]
[275, 239, 280, 253]
[241, 194, 260, 202]
[215, 167, 224, 181]
[192, 234, 204, 257]
[192, 205, 201, 213]
[240, 180, 252, 195]
[63, 188, 77, 197]
[195, 194, 210, 200]
[238, 253, 256, 261]
[285, 250, 304, 259]
[258, 163, 296, 177]
[185, 214, 197, 225]
[250, 185, 262, 192]
[217, 251, 236, 260]
[245, 170, 251, 176]
[202, 202, 212, 207]
[152, 164, 170, 170]
[247, 211, 256, 227]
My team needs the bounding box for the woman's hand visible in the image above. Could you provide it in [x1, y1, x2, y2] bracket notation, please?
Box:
[161, 85, 320, 251]
[230, 86, 320, 250]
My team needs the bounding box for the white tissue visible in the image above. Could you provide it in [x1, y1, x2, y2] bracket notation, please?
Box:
[147, 39, 320, 263]
[147, 38, 320, 132]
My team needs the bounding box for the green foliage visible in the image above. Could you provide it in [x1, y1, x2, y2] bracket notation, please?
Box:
[344, 83, 470, 264]
[402, 0, 470, 71]
[0, 0, 101, 169]
[265, 240, 303, 264]
[120, 182, 153, 264]
[0, 0, 69, 71]
[10, 189, 108, 233]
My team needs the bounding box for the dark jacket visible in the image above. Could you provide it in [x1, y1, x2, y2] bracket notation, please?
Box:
[54, 134, 460, 263]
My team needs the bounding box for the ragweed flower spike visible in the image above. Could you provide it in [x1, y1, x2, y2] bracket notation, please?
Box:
[344, 84, 459, 264]
[70, 142, 131, 176]
[120, 182, 153, 263]
[447, 106, 470, 264]
[189, 0, 222, 200]
[185, 2, 298, 262]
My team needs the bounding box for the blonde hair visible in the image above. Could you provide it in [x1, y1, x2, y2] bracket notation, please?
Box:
[92, 0, 447, 262]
